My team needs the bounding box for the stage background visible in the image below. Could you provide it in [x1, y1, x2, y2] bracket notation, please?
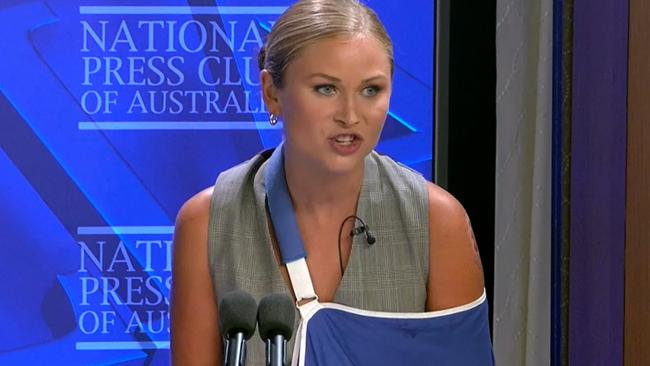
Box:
[0, 0, 434, 364]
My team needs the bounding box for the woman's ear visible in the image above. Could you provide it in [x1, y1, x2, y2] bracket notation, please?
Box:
[260, 70, 281, 116]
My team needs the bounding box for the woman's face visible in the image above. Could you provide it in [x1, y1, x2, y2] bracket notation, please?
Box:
[263, 35, 392, 175]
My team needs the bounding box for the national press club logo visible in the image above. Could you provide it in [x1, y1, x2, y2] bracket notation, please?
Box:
[78, 5, 285, 131]
[73, 5, 286, 352]
[75, 226, 173, 350]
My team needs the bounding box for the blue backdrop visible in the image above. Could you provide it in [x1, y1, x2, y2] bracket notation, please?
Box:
[0, 0, 433, 364]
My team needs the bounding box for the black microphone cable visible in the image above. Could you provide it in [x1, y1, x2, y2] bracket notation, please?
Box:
[337, 215, 376, 276]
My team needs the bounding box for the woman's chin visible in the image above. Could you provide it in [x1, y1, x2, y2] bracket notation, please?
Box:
[286, 142, 370, 177]
[321, 153, 367, 176]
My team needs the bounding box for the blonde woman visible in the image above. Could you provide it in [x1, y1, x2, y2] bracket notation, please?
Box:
[171, 1, 487, 364]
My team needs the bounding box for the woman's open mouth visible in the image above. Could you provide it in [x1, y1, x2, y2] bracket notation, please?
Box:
[329, 133, 362, 155]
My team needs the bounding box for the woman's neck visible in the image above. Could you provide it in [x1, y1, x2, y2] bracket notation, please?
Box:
[283, 152, 364, 218]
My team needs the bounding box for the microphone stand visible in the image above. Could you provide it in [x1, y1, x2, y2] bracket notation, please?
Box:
[265, 334, 288, 366]
[224, 332, 247, 366]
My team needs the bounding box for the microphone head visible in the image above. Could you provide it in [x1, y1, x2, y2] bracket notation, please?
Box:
[219, 290, 258, 340]
[257, 293, 296, 341]
[366, 231, 376, 245]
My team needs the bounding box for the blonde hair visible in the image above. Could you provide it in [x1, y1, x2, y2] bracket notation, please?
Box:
[258, 0, 393, 88]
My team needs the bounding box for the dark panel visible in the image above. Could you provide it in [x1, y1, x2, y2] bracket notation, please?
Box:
[625, 0, 650, 364]
[552, 0, 574, 365]
[559, 1, 574, 366]
[569, 0, 628, 365]
[446, 0, 496, 328]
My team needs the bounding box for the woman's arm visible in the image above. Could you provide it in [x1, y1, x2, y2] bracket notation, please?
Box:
[170, 187, 223, 365]
[425, 182, 485, 311]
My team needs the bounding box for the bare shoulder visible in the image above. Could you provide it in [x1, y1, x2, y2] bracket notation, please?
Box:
[426, 183, 471, 231]
[172, 187, 213, 270]
[175, 187, 213, 228]
[171, 186, 222, 365]
[425, 182, 485, 311]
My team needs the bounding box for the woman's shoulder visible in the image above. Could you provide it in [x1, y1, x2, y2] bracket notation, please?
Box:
[367, 151, 429, 200]
[368, 150, 426, 180]
[426, 182, 464, 216]
[425, 182, 485, 310]
[171, 186, 221, 365]
[174, 148, 274, 238]
[425, 183, 478, 243]
[176, 187, 213, 227]
[216, 148, 274, 183]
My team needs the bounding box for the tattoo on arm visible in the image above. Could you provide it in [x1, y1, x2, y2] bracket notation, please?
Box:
[464, 211, 483, 269]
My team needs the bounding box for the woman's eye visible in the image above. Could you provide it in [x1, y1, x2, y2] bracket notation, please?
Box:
[315, 85, 336, 96]
[362, 86, 381, 97]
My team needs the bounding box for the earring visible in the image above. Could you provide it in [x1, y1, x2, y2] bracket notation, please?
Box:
[269, 113, 279, 125]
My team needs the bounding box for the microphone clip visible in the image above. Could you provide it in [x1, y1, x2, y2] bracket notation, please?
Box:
[339, 215, 377, 276]
[348, 218, 376, 245]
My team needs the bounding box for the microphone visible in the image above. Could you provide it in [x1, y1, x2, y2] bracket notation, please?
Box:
[338, 215, 376, 276]
[350, 218, 376, 245]
[219, 290, 258, 366]
[257, 293, 296, 366]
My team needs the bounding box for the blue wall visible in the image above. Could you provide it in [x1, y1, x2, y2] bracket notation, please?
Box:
[0, 0, 433, 364]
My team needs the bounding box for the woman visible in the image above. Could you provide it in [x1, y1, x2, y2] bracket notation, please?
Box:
[171, 0, 485, 364]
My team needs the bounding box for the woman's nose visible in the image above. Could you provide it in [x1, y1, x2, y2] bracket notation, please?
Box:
[334, 96, 361, 127]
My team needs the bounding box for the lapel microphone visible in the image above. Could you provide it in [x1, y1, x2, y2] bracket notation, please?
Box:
[349, 218, 376, 245]
[338, 215, 376, 276]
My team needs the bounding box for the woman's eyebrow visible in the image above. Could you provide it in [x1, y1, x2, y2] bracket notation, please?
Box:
[307, 73, 340, 82]
[307, 73, 388, 83]
[361, 75, 388, 83]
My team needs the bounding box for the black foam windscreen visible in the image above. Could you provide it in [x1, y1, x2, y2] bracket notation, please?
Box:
[257, 293, 296, 341]
[219, 290, 258, 340]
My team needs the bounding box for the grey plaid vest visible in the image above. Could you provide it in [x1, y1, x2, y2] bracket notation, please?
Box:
[208, 149, 429, 365]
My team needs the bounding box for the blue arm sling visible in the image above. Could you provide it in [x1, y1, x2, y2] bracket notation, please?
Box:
[265, 144, 495, 366]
